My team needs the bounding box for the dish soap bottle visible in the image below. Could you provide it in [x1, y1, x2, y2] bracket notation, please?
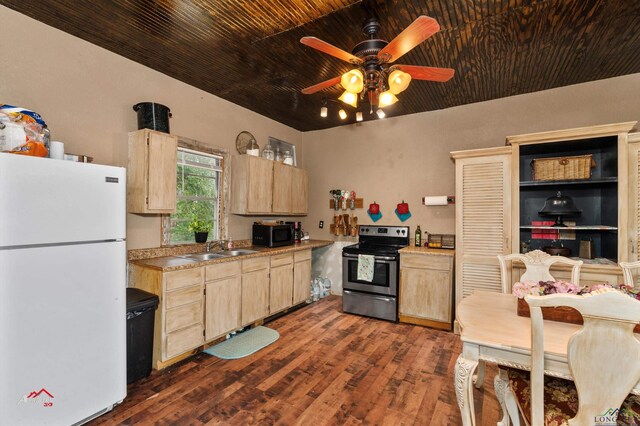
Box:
[415, 225, 422, 247]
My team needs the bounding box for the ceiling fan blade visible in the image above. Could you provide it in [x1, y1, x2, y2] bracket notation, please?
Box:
[300, 37, 363, 64]
[377, 16, 440, 63]
[301, 76, 342, 94]
[396, 65, 455, 82]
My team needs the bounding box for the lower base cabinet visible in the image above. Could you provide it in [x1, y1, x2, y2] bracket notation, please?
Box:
[399, 253, 454, 331]
[205, 261, 242, 341]
[270, 253, 294, 314]
[241, 257, 270, 325]
[293, 250, 312, 304]
[130, 248, 315, 369]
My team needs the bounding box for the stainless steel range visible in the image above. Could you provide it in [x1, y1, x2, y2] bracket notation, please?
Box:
[342, 225, 410, 321]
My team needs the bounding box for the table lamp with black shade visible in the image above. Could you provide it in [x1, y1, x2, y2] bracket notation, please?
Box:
[538, 191, 581, 227]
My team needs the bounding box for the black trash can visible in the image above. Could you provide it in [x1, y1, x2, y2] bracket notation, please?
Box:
[126, 288, 159, 384]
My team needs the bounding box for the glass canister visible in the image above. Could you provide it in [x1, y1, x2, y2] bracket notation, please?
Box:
[246, 138, 260, 156]
[283, 150, 293, 165]
[262, 142, 274, 160]
[275, 147, 283, 162]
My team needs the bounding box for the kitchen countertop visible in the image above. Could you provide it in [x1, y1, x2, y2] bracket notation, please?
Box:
[399, 246, 455, 257]
[130, 239, 334, 271]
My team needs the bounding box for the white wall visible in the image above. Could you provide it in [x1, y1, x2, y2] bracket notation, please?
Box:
[303, 73, 640, 242]
[0, 6, 303, 249]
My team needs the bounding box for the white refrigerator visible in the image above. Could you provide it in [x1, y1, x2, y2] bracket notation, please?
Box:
[0, 154, 127, 425]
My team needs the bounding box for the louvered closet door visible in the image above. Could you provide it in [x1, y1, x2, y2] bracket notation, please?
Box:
[455, 153, 511, 306]
[629, 137, 640, 261]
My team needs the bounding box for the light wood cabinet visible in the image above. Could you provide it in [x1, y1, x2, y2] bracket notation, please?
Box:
[127, 129, 177, 213]
[291, 166, 309, 215]
[399, 253, 454, 331]
[269, 253, 294, 314]
[130, 248, 316, 369]
[128, 265, 204, 369]
[629, 132, 640, 260]
[241, 259, 270, 324]
[230, 155, 308, 215]
[230, 155, 274, 214]
[451, 147, 512, 306]
[272, 162, 293, 214]
[452, 122, 638, 307]
[293, 249, 312, 304]
[204, 261, 241, 341]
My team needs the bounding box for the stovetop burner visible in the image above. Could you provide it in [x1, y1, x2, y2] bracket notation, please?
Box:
[343, 225, 411, 256]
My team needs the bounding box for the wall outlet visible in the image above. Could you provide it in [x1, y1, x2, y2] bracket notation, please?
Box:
[319, 220, 324, 229]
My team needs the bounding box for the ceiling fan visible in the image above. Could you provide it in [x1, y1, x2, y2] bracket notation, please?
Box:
[300, 14, 455, 116]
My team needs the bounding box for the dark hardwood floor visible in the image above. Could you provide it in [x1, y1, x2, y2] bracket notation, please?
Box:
[91, 296, 500, 425]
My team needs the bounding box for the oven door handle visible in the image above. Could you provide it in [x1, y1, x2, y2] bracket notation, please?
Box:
[343, 253, 396, 261]
[343, 290, 394, 303]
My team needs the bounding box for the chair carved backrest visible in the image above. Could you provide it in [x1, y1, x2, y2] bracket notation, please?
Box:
[498, 249, 583, 293]
[619, 260, 640, 288]
[526, 289, 640, 425]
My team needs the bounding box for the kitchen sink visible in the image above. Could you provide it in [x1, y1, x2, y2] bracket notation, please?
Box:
[218, 249, 258, 257]
[177, 249, 258, 262]
[178, 253, 229, 261]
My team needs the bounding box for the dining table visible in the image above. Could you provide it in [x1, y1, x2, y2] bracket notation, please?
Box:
[454, 291, 640, 426]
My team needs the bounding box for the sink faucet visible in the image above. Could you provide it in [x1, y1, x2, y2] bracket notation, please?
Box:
[205, 240, 225, 252]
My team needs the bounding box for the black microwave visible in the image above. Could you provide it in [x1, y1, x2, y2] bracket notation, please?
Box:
[252, 224, 294, 248]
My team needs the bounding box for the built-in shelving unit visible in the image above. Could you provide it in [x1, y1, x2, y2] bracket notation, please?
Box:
[519, 137, 619, 261]
[519, 177, 618, 187]
[520, 225, 617, 231]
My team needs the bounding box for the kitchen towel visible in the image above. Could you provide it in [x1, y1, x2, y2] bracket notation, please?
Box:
[357, 254, 375, 282]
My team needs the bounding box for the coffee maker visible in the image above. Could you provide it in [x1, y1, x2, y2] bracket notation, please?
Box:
[287, 221, 302, 243]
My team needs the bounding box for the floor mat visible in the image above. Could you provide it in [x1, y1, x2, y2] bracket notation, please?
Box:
[203, 326, 279, 359]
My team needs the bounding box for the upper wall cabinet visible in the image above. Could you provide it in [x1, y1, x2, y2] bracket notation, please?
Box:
[127, 129, 178, 214]
[231, 155, 308, 216]
[231, 155, 274, 215]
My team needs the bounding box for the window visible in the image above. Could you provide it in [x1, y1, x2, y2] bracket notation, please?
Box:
[165, 147, 223, 244]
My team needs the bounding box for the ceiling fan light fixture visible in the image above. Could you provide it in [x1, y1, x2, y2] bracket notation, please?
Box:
[378, 91, 398, 108]
[388, 70, 411, 94]
[341, 69, 364, 93]
[338, 90, 358, 108]
[338, 108, 347, 120]
[356, 111, 363, 122]
[376, 108, 386, 119]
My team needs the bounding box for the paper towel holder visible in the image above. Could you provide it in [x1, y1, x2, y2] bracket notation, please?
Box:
[422, 196, 455, 206]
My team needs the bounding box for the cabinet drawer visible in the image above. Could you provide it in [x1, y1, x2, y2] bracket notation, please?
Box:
[271, 252, 293, 267]
[294, 249, 311, 262]
[205, 261, 240, 281]
[242, 256, 269, 273]
[401, 254, 452, 271]
[165, 268, 202, 291]
[165, 323, 203, 358]
[165, 301, 202, 333]
[165, 285, 202, 309]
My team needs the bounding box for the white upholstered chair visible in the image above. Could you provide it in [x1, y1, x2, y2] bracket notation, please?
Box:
[620, 260, 640, 288]
[496, 289, 640, 425]
[498, 249, 583, 294]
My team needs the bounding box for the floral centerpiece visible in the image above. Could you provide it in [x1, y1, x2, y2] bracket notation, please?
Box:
[513, 280, 640, 331]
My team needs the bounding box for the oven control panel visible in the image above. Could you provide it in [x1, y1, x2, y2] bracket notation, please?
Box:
[359, 225, 409, 237]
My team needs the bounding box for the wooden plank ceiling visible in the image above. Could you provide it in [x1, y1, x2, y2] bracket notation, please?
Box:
[2, 0, 640, 131]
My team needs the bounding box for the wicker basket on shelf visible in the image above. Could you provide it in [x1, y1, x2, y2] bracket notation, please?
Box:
[531, 154, 595, 181]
